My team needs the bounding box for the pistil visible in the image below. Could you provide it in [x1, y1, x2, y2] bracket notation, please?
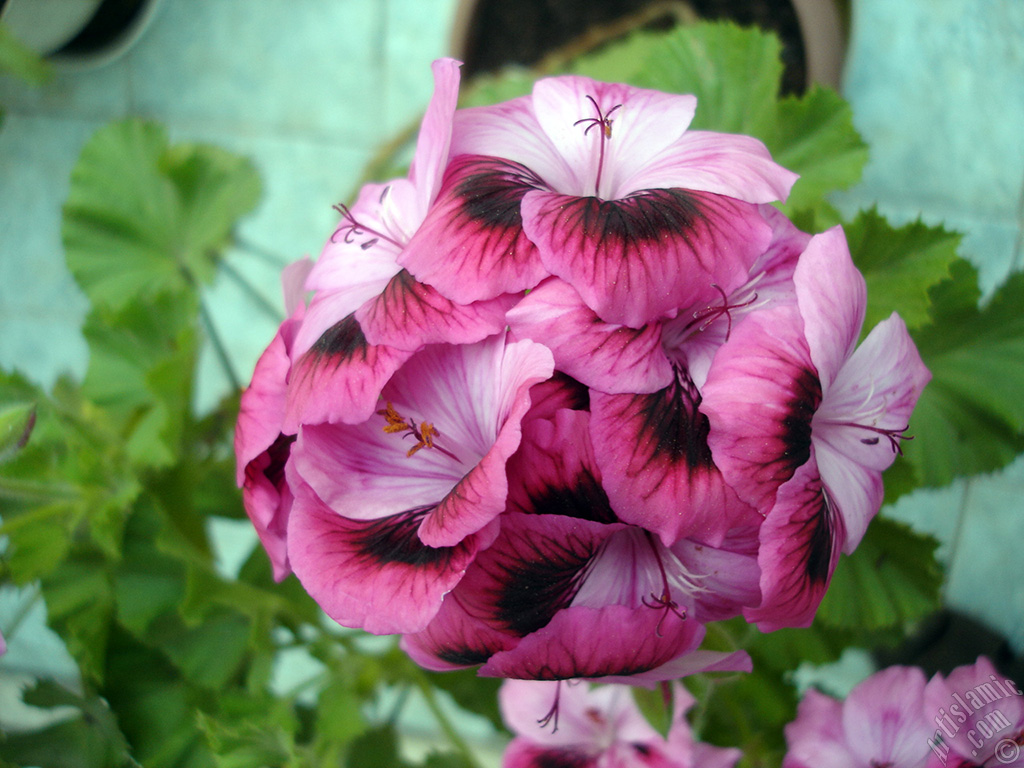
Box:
[574, 95, 622, 198]
[331, 192, 404, 251]
[818, 419, 912, 454]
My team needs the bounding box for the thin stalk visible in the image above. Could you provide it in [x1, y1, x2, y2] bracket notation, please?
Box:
[199, 297, 242, 391]
[235, 236, 291, 268]
[219, 259, 285, 324]
[412, 672, 484, 768]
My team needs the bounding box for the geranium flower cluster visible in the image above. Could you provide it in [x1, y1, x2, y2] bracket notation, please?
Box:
[235, 58, 930, 682]
[784, 656, 1024, 768]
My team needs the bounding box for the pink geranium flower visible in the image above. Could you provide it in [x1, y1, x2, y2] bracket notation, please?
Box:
[700, 226, 931, 629]
[284, 333, 553, 635]
[400, 75, 797, 328]
[401, 407, 756, 681]
[784, 665, 934, 768]
[923, 657, 1024, 767]
[500, 679, 742, 768]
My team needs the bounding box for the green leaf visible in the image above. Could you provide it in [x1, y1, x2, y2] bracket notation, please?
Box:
[346, 725, 412, 768]
[0, 400, 35, 463]
[846, 209, 962, 332]
[423, 668, 503, 733]
[816, 516, 942, 630]
[198, 706, 298, 768]
[152, 609, 252, 691]
[0, 22, 54, 85]
[905, 262, 1024, 487]
[1, 681, 134, 768]
[63, 119, 260, 312]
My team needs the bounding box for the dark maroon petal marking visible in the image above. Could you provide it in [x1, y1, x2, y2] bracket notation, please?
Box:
[399, 154, 547, 303]
[521, 469, 617, 525]
[356, 268, 514, 350]
[531, 748, 593, 768]
[522, 188, 770, 328]
[591, 369, 753, 545]
[349, 507, 454, 568]
[493, 536, 598, 638]
[434, 645, 494, 667]
[781, 367, 821, 475]
[284, 313, 412, 430]
[747, 463, 846, 630]
[244, 433, 296, 491]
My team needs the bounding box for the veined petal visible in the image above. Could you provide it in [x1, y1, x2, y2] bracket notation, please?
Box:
[671, 525, 762, 622]
[623, 130, 798, 203]
[286, 475, 498, 635]
[283, 314, 413, 431]
[506, 278, 673, 395]
[701, 305, 820, 513]
[503, 742, 597, 768]
[506, 408, 618, 525]
[399, 155, 547, 303]
[842, 666, 932, 768]
[479, 603, 703, 681]
[521, 188, 771, 328]
[400, 589, 519, 671]
[793, 226, 866, 394]
[530, 76, 697, 199]
[355, 268, 518, 350]
[783, 689, 858, 768]
[590, 372, 757, 546]
[746, 458, 845, 631]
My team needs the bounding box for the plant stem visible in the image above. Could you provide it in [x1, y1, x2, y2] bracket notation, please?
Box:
[412, 672, 485, 768]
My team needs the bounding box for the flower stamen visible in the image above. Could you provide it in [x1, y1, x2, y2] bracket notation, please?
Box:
[688, 284, 760, 340]
[640, 531, 688, 637]
[538, 680, 562, 733]
[820, 419, 913, 455]
[331, 201, 404, 251]
[376, 402, 460, 461]
[574, 95, 622, 198]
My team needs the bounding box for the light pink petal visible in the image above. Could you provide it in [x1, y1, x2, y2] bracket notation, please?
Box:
[793, 226, 866, 394]
[671, 525, 763, 622]
[506, 278, 673, 395]
[701, 305, 819, 514]
[521, 188, 771, 328]
[783, 689, 858, 768]
[813, 439, 883, 555]
[924, 657, 1024, 765]
[530, 76, 696, 199]
[479, 603, 703, 681]
[624, 130, 798, 203]
[283, 315, 414, 431]
[281, 257, 313, 316]
[286, 475, 499, 635]
[452, 96, 576, 191]
[399, 155, 548, 303]
[356, 268, 518, 350]
[842, 666, 933, 768]
[409, 58, 462, 216]
[745, 457, 845, 631]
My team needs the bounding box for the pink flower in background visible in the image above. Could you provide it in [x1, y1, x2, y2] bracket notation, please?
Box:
[784, 665, 934, 768]
[500, 679, 741, 768]
[923, 657, 1024, 767]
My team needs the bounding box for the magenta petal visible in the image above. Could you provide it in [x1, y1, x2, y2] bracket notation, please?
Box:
[355, 268, 518, 350]
[399, 155, 547, 303]
[745, 458, 845, 631]
[842, 666, 932, 768]
[479, 603, 702, 681]
[521, 188, 771, 328]
[507, 278, 673, 395]
[503, 743, 598, 768]
[701, 305, 819, 514]
[283, 315, 414, 431]
[506, 408, 617, 524]
[286, 476, 499, 635]
[590, 374, 756, 547]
